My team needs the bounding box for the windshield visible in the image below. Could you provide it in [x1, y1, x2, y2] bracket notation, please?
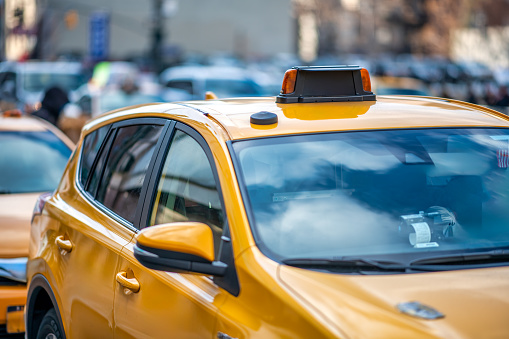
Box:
[0, 131, 72, 193]
[22, 73, 86, 93]
[232, 128, 509, 265]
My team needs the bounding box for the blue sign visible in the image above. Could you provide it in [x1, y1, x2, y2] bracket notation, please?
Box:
[89, 12, 110, 61]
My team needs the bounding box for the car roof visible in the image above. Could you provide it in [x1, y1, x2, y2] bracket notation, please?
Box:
[0, 115, 75, 147]
[87, 96, 509, 141]
[0, 61, 83, 74]
[160, 65, 255, 82]
[0, 115, 51, 132]
[183, 96, 509, 140]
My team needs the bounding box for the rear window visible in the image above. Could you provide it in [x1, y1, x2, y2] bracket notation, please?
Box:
[79, 126, 109, 187]
[0, 131, 72, 193]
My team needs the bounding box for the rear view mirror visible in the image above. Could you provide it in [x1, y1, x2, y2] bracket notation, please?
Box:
[134, 222, 227, 276]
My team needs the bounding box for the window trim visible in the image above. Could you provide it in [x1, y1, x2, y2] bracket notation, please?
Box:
[77, 124, 112, 192]
[139, 122, 228, 232]
[75, 118, 169, 230]
[75, 117, 240, 296]
[139, 121, 240, 296]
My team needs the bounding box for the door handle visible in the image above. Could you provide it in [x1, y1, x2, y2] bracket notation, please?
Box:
[116, 271, 140, 293]
[55, 235, 73, 253]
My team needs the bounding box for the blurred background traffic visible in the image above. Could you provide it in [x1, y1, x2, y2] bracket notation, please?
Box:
[1, 0, 509, 142]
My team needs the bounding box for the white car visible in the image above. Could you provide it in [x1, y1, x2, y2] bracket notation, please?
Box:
[160, 65, 264, 101]
[0, 61, 86, 112]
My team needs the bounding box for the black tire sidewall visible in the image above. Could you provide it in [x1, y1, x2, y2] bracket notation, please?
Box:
[35, 308, 64, 339]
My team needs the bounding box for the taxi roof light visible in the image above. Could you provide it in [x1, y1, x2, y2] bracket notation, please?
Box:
[276, 65, 375, 104]
[205, 91, 218, 100]
[281, 69, 298, 94]
[360, 68, 372, 92]
[2, 109, 22, 118]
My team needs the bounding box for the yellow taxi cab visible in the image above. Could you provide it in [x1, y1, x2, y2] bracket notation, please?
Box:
[26, 66, 509, 338]
[0, 110, 73, 336]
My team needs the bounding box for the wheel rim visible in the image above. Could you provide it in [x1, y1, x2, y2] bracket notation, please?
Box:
[45, 334, 58, 339]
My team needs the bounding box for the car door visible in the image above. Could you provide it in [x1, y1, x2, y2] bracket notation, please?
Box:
[55, 119, 165, 337]
[114, 122, 235, 338]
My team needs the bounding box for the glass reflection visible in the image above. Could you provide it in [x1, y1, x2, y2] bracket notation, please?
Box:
[233, 128, 509, 261]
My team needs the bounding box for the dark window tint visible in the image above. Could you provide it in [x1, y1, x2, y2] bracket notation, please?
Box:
[96, 124, 163, 223]
[79, 126, 109, 187]
[166, 80, 194, 95]
[0, 131, 71, 193]
[150, 129, 224, 256]
[87, 132, 114, 197]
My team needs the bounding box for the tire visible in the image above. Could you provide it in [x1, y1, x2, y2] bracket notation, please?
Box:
[35, 308, 64, 339]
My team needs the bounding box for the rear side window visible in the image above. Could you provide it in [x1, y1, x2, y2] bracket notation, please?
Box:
[166, 80, 194, 94]
[95, 124, 163, 223]
[79, 126, 109, 187]
[0, 131, 71, 193]
[149, 129, 224, 256]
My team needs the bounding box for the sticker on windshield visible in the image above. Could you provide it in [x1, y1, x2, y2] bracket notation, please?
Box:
[497, 149, 509, 169]
[410, 222, 431, 246]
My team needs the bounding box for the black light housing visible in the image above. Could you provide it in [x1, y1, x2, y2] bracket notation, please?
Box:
[276, 65, 376, 104]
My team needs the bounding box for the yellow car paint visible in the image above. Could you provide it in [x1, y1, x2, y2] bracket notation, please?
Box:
[0, 115, 73, 334]
[136, 222, 215, 262]
[0, 287, 25, 331]
[27, 93, 509, 338]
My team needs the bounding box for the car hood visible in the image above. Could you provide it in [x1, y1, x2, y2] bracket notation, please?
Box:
[0, 193, 40, 258]
[278, 265, 509, 339]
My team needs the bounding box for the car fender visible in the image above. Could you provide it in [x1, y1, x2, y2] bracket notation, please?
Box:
[26, 273, 66, 338]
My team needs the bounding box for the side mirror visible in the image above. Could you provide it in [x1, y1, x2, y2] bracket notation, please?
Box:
[134, 222, 227, 276]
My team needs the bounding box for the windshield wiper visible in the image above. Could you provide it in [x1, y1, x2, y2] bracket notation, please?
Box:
[282, 257, 440, 273]
[0, 188, 11, 194]
[410, 250, 509, 267]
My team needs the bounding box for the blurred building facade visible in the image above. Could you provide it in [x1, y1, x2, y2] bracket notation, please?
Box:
[1, 0, 294, 65]
[1, 0, 508, 70]
[294, 0, 509, 68]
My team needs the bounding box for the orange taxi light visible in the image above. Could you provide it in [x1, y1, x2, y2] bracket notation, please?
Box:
[205, 91, 218, 100]
[3, 109, 22, 118]
[360, 68, 372, 93]
[281, 69, 298, 94]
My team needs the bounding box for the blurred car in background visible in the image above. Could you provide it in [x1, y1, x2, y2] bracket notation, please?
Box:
[160, 65, 264, 101]
[0, 61, 87, 113]
[372, 76, 430, 96]
[0, 110, 74, 337]
[72, 61, 163, 118]
[73, 84, 163, 119]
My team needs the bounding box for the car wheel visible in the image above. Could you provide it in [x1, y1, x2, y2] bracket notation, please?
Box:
[36, 309, 64, 339]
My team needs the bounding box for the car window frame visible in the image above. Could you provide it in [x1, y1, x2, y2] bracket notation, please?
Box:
[78, 125, 111, 189]
[139, 121, 240, 295]
[139, 121, 227, 232]
[76, 118, 171, 231]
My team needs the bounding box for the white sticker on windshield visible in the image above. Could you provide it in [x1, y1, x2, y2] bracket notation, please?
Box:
[414, 242, 439, 248]
[409, 222, 431, 246]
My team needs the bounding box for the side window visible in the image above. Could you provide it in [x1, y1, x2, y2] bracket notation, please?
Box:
[79, 126, 109, 187]
[150, 129, 224, 256]
[95, 124, 163, 224]
[0, 72, 17, 100]
[87, 131, 114, 197]
[166, 80, 194, 95]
